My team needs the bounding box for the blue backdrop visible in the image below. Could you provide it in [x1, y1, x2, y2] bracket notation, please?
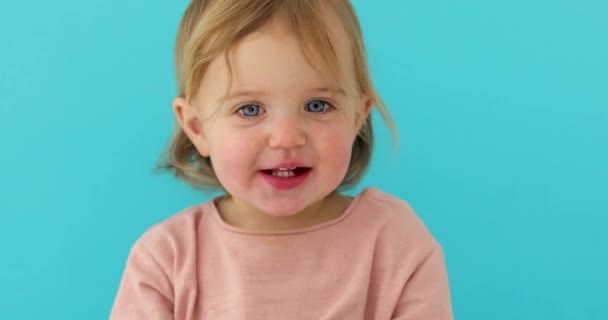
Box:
[0, 0, 606, 319]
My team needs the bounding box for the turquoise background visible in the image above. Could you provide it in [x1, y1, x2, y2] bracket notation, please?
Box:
[0, 0, 606, 318]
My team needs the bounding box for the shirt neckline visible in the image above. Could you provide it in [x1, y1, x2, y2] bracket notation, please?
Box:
[207, 188, 371, 236]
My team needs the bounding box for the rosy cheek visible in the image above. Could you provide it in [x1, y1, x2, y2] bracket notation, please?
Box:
[320, 131, 355, 165]
[215, 131, 260, 170]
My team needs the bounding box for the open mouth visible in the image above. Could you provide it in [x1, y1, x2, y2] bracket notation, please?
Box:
[261, 167, 312, 178]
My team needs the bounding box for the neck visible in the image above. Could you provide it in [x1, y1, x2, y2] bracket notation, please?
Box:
[216, 191, 351, 232]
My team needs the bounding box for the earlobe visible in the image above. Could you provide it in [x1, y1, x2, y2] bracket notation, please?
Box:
[172, 97, 210, 157]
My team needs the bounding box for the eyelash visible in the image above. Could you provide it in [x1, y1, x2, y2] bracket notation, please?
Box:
[236, 99, 334, 118]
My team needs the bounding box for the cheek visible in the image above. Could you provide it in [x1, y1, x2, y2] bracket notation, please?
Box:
[211, 144, 240, 169]
[317, 127, 356, 169]
[207, 130, 257, 182]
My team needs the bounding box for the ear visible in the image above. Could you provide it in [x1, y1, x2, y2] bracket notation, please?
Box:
[172, 96, 210, 157]
[355, 96, 373, 132]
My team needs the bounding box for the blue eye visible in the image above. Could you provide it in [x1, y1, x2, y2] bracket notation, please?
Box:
[238, 104, 265, 117]
[305, 100, 331, 113]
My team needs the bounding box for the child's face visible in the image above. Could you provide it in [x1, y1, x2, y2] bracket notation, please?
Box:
[175, 15, 370, 217]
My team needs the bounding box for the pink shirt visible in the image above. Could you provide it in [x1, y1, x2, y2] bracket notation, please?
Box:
[110, 188, 453, 319]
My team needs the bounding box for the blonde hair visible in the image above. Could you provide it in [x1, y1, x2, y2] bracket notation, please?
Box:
[156, 0, 397, 190]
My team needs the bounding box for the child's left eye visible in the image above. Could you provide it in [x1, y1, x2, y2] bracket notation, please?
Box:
[305, 100, 332, 113]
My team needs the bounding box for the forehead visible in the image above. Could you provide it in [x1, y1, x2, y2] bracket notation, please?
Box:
[202, 7, 354, 98]
[253, 5, 353, 69]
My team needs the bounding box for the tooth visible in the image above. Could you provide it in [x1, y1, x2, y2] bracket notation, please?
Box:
[271, 169, 295, 178]
[276, 167, 296, 171]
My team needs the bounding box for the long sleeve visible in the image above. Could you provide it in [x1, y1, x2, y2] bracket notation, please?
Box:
[106, 187, 452, 319]
[391, 245, 453, 320]
[109, 239, 174, 320]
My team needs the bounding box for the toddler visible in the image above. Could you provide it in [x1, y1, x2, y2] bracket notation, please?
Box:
[110, 0, 453, 319]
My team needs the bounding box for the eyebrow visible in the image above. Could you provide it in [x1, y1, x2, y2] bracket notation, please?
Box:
[313, 87, 346, 95]
[218, 87, 346, 103]
[218, 90, 264, 104]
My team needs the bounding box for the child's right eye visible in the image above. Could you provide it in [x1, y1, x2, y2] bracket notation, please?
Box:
[238, 104, 265, 117]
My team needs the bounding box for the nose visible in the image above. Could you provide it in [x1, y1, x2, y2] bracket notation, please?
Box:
[267, 115, 307, 149]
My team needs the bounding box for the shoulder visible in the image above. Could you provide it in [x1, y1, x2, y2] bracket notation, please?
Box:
[354, 187, 440, 254]
[133, 200, 213, 261]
